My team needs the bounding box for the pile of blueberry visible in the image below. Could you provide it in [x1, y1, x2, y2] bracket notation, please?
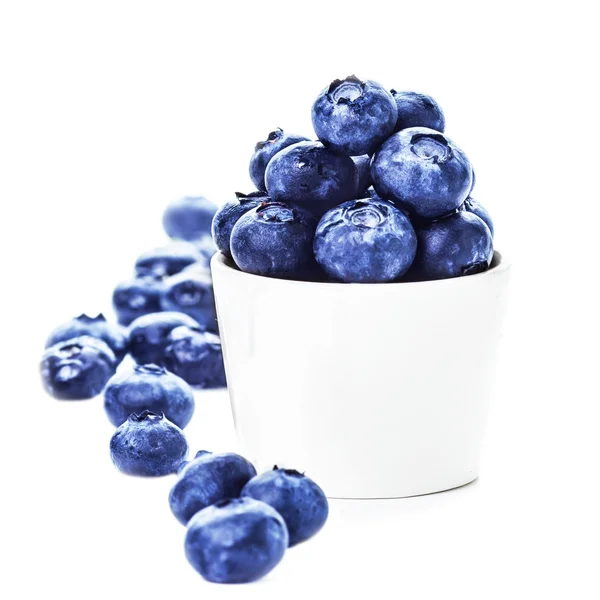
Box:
[213, 75, 494, 283]
[39, 198, 329, 584]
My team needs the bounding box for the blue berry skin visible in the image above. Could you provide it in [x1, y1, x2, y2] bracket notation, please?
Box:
[128, 311, 199, 365]
[45, 313, 128, 364]
[314, 198, 417, 283]
[250, 129, 310, 191]
[104, 363, 195, 428]
[390, 90, 445, 133]
[164, 326, 226, 388]
[211, 192, 269, 259]
[160, 268, 217, 332]
[265, 141, 358, 217]
[41, 336, 117, 400]
[241, 467, 328, 547]
[163, 196, 218, 242]
[462, 197, 494, 237]
[169, 451, 257, 525]
[135, 242, 202, 278]
[112, 275, 165, 326]
[408, 210, 493, 281]
[193, 235, 217, 267]
[110, 411, 188, 476]
[185, 497, 288, 584]
[312, 75, 398, 156]
[371, 127, 473, 220]
[352, 155, 373, 196]
[230, 202, 317, 279]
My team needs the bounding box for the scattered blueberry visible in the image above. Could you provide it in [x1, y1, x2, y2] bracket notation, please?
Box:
[408, 210, 493, 281]
[169, 451, 257, 525]
[352, 155, 373, 196]
[185, 497, 288, 584]
[164, 326, 226, 388]
[193, 234, 217, 266]
[241, 467, 328, 547]
[45, 313, 128, 364]
[314, 198, 417, 283]
[371, 127, 473, 219]
[128, 311, 199, 365]
[112, 275, 165, 326]
[390, 90, 445, 133]
[110, 410, 188, 476]
[135, 242, 202, 278]
[250, 129, 310, 191]
[230, 202, 317, 279]
[462, 197, 494, 237]
[211, 191, 269, 258]
[312, 75, 397, 156]
[41, 336, 116, 400]
[265, 141, 357, 217]
[160, 268, 217, 332]
[104, 363, 195, 428]
[162, 196, 218, 242]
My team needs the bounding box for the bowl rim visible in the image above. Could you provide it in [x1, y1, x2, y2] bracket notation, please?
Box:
[211, 250, 510, 288]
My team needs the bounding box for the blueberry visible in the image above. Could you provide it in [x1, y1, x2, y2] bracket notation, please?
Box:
[112, 275, 165, 326]
[104, 363, 195, 428]
[312, 75, 397, 156]
[164, 326, 226, 388]
[162, 196, 218, 242]
[185, 497, 288, 584]
[314, 198, 417, 283]
[250, 129, 310, 191]
[40, 336, 117, 400]
[159, 268, 217, 332]
[371, 127, 473, 219]
[230, 202, 317, 279]
[110, 411, 188, 476]
[128, 311, 199, 365]
[241, 467, 328, 547]
[135, 242, 202, 278]
[211, 191, 269, 258]
[265, 141, 357, 217]
[45, 313, 128, 364]
[462, 197, 494, 237]
[193, 235, 217, 265]
[169, 451, 257, 525]
[352, 155, 373, 196]
[390, 90, 445, 133]
[408, 210, 493, 281]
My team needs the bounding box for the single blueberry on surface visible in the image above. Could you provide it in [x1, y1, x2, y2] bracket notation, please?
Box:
[112, 275, 165, 326]
[230, 202, 317, 279]
[104, 363, 195, 428]
[250, 129, 310, 191]
[185, 497, 288, 584]
[169, 451, 257, 525]
[241, 467, 328, 547]
[390, 90, 446, 133]
[408, 210, 494, 281]
[265, 141, 357, 217]
[211, 191, 269, 259]
[314, 198, 417, 283]
[128, 311, 199, 365]
[41, 336, 116, 400]
[160, 267, 217, 332]
[135, 242, 202, 278]
[352, 155, 372, 196]
[371, 127, 473, 219]
[110, 411, 188, 476]
[312, 75, 398, 156]
[462, 197, 494, 237]
[162, 196, 218, 242]
[164, 326, 226, 388]
[45, 313, 128, 364]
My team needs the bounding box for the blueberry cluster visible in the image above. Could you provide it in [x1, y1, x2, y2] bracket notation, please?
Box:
[213, 76, 494, 283]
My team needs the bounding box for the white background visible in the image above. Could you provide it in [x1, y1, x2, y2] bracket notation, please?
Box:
[1, 1, 599, 598]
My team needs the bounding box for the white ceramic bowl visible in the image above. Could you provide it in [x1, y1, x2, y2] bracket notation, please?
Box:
[211, 252, 510, 499]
